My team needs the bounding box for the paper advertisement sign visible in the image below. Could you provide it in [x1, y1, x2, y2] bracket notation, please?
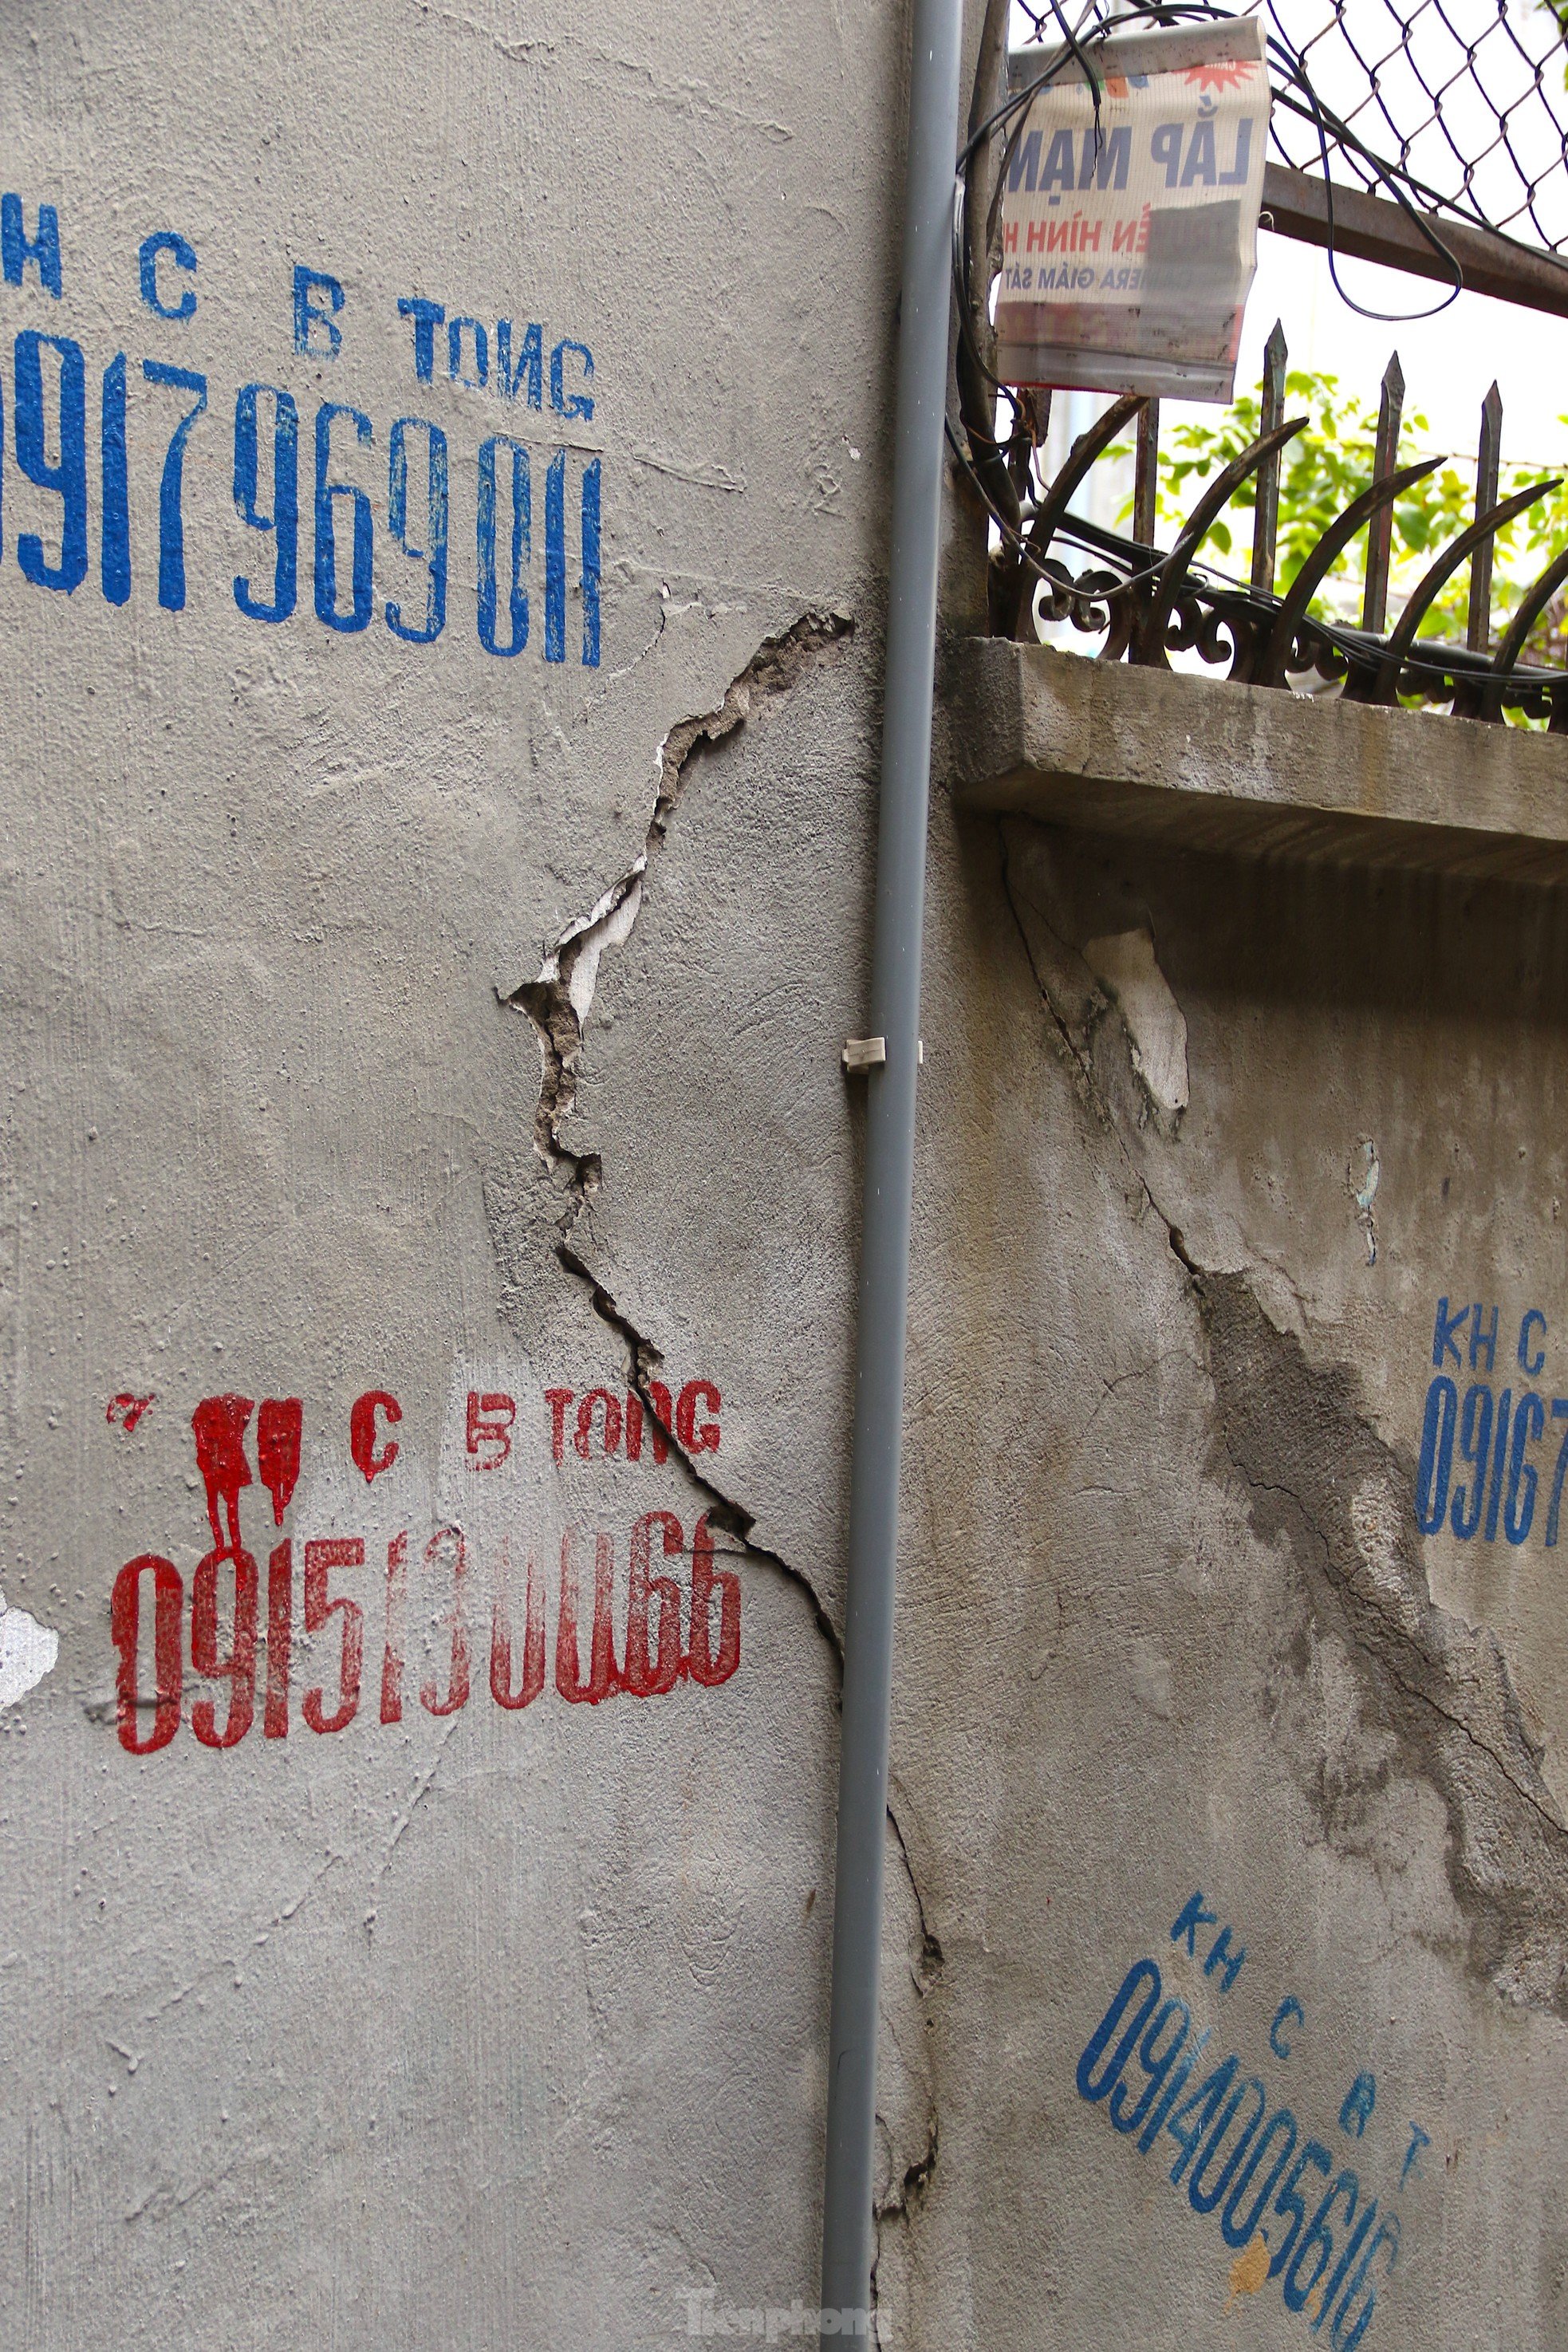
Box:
[996, 18, 1270, 402]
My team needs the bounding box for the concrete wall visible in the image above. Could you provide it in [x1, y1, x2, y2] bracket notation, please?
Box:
[0, 5, 898, 2343]
[2, 5, 1566, 2349]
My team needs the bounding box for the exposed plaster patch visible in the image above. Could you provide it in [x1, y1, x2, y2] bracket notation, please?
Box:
[1349, 1136, 1381, 1265]
[544, 869, 644, 1029]
[0, 1588, 58, 1710]
[1081, 926, 1189, 1121]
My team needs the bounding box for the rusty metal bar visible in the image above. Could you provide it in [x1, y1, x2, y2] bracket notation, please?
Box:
[1251, 321, 1288, 596]
[1014, 392, 1145, 640]
[1132, 415, 1308, 667]
[1491, 543, 1568, 682]
[1468, 383, 1503, 652]
[1255, 455, 1442, 689]
[1362, 353, 1405, 635]
[1261, 163, 1568, 321]
[1359, 477, 1559, 704]
[1134, 400, 1160, 548]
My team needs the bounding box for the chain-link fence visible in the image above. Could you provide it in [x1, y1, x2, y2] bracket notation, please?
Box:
[1013, 2, 1568, 255]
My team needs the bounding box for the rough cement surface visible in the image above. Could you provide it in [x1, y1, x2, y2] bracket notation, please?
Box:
[950, 635, 1568, 880]
[3, 0, 1567, 2343]
[0, 2, 902, 2344]
[867, 796, 1568, 2346]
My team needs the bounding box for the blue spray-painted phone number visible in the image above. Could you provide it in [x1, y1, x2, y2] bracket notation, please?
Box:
[1076, 1956, 1399, 2347]
[3, 329, 600, 663]
[1415, 1378, 1568, 1546]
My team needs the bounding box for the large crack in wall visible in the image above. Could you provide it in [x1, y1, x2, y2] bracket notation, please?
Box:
[1196, 1271, 1568, 2016]
[509, 611, 852, 1244]
[491, 612, 944, 2295]
[499, 611, 852, 1652]
[995, 815, 1568, 2020]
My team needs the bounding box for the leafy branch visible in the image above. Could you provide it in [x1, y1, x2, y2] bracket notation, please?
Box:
[1114, 370, 1568, 661]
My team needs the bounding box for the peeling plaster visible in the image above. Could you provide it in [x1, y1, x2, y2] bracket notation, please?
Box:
[1350, 1135, 1381, 1266]
[1195, 1268, 1568, 2017]
[0, 1589, 58, 1711]
[1081, 926, 1188, 1122]
[995, 819, 1568, 2019]
[497, 607, 853, 1663]
[541, 868, 646, 1030]
[507, 610, 852, 1238]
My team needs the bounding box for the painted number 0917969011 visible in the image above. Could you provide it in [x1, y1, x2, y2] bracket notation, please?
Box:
[5, 329, 599, 662]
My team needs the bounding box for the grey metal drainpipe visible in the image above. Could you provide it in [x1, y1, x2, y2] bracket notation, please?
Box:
[817, 0, 963, 2337]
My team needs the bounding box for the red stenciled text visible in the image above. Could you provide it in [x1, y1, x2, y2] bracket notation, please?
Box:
[110, 1511, 740, 1755]
[105, 1385, 739, 1756]
[543, 1379, 720, 1465]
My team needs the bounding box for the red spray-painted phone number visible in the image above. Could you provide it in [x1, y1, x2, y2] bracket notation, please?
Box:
[107, 1384, 737, 1756]
[111, 1513, 739, 1755]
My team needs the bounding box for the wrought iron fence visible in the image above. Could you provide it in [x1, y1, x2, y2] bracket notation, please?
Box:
[1012, 341, 1568, 723]
[955, 4, 1568, 721]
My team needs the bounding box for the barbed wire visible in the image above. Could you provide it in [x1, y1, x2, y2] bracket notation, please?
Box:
[1012, 0, 1568, 254]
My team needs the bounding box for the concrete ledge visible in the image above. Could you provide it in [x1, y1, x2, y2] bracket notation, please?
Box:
[946, 638, 1568, 884]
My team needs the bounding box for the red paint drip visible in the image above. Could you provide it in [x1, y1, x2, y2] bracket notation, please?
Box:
[556, 1527, 621, 1703]
[191, 1394, 254, 1553]
[256, 1397, 303, 1526]
[490, 1541, 546, 1708]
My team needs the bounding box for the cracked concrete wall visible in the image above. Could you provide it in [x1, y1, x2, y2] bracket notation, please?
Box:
[859, 801, 1568, 2346]
[0, 3, 910, 2345]
[5, 2, 1563, 2346]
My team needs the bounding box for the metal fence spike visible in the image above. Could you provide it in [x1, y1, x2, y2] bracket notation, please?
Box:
[1355, 475, 1559, 705]
[1255, 455, 1442, 689]
[1468, 380, 1504, 652]
[1361, 351, 1405, 634]
[1251, 321, 1288, 596]
[1134, 400, 1160, 550]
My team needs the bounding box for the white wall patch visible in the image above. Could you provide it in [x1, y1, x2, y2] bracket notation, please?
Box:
[0, 1590, 59, 1710]
[1082, 927, 1190, 1118]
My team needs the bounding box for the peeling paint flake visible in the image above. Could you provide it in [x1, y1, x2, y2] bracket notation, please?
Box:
[0, 1589, 59, 1711]
[1226, 2232, 1270, 2307]
[1081, 927, 1189, 1118]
